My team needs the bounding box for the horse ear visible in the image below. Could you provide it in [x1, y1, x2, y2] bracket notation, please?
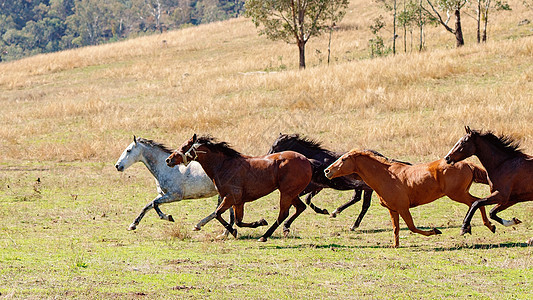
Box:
[465, 126, 471, 134]
[133, 135, 137, 144]
[192, 133, 197, 142]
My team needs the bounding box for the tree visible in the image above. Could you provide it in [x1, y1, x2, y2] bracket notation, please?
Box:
[424, 0, 468, 47]
[245, 0, 349, 69]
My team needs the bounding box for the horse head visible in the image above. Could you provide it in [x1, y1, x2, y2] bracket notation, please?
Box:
[324, 150, 361, 179]
[166, 134, 204, 167]
[445, 126, 477, 165]
[115, 136, 142, 171]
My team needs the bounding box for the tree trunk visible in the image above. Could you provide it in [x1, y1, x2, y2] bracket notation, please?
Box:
[298, 41, 306, 69]
[454, 8, 464, 47]
[482, 1, 490, 42]
[393, 0, 397, 55]
[476, 1, 481, 43]
[419, 0, 424, 51]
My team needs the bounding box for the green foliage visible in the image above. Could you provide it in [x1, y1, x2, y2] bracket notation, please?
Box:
[0, 0, 245, 61]
[245, 0, 349, 44]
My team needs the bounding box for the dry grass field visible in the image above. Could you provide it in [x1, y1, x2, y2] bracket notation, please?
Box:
[1, 0, 532, 298]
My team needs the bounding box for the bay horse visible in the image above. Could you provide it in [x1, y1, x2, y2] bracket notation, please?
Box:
[267, 133, 411, 230]
[115, 136, 234, 233]
[166, 134, 313, 242]
[445, 126, 533, 241]
[324, 149, 495, 247]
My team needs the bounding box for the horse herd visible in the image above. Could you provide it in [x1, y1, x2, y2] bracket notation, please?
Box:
[115, 126, 533, 247]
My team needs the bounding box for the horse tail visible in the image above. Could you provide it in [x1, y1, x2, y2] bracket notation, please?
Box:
[469, 163, 489, 185]
[308, 158, 328, 185]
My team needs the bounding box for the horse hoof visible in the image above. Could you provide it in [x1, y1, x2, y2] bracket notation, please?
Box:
[168, 215, 174, 222]
[513, 217, 522, 225]
[216, 234, 227, 240]
[322, 209, 330, 215]
[192, 226, 201, 231]
[434, 228, 442, 235]
[259, 218, 268, 226]
[460, 226, 471, 236]
[527, 238, 533, 246]
[283, 227, 290, 237]
[350, 226, 357, 231]
[258, 237, 267, 242]
[490, 225, 496, 233]
[330, 210, 338, 218]
[128, 224, 137, 231]
[231, 229, 238, 238]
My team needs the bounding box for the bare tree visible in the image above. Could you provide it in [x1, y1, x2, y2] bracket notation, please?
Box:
[424, 0, 468, 47]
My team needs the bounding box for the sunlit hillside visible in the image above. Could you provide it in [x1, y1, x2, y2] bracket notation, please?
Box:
[1, 0, 532, 163]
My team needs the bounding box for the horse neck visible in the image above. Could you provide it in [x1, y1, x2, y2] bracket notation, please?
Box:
[139, 145, 173, 180]
[353, 154, 394, 189]
[474, 137, 513, 173]
[196, 150, 237, 182]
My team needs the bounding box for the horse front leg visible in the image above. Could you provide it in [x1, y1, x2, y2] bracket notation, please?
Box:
[388, 209, 400, 248]
[461, 191, 504, 235]
[128, 193, 178, 230]
[194, 195, 236, 235]
[331, 189, 361, 218]
[214, 196, 238, 238]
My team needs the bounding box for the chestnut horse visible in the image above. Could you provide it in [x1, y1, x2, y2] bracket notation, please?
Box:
[324, 150, 495, 247]
[166, 134, 313, 242]
[445, 127, 533, 243]
[267, 133, 411, 230]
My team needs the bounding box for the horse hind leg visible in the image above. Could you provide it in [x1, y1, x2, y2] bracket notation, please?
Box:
[351, 189, 372, 230]
[489, 202, 521, 227]
[282, 197, 307, 236]
[258, 194, 295, 242]
[304, 190, 329, 215]
[399, 209, 442, 237]
[331, 189, 361, 218]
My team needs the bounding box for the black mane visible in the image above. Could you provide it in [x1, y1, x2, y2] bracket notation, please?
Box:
[275, 133, 328, 152]
[137, 138, 173, 154]
[475, 129, 525, 157]
[196, 135, 242, 157]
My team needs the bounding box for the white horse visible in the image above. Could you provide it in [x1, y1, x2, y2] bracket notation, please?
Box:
[115, 136, 233, 232]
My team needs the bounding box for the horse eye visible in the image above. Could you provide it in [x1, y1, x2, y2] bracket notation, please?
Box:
[127, 149, 131, 153]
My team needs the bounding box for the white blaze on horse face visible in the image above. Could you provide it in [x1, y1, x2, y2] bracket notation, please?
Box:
[115, 142, 142, 171]
[445, 137, 464, 163]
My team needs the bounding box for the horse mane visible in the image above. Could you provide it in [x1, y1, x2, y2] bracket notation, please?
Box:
[137, 137, 173, 154]
[277, 133, 328, 152]
[196, 135, 242, 157]
[473, 129, 525, 157]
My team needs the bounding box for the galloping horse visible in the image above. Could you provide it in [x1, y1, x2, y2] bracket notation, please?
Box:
[445, 127, 533, 242]
[115, 136, 233, 232]
[166, 134, 313, 242]
[324, 149, 495, 247]
[268, 133, 411, 230]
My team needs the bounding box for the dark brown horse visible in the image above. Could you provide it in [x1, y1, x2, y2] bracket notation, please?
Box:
[324, 149, 495, 247]
[166, 134, 313, 242]
[445, 127, 533, 242]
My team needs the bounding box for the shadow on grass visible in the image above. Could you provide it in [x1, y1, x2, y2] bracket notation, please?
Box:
[430, 242, 531, 252]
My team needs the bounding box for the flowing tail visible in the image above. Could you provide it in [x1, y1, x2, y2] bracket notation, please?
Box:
[468, 163, 489, 185]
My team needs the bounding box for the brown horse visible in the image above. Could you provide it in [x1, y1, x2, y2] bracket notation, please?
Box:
[324, 149, 495, 247]
[445, 127, 533, 242]
[166, 134, 313, 242]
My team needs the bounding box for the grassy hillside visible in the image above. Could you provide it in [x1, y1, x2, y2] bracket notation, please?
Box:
[0, 0, 532, 163]
[0, 1, 532, 298]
